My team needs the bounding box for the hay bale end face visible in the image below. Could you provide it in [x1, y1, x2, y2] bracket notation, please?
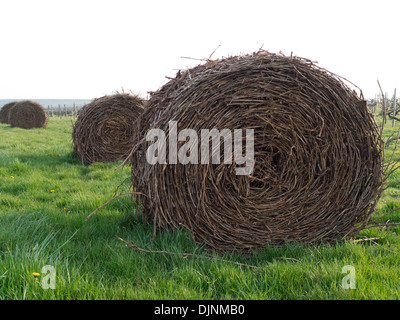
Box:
[0, 101, 18, 124]
[72, 93, 145, 164]
[131, 52, 384, 252]
[8, 100, 48, 129]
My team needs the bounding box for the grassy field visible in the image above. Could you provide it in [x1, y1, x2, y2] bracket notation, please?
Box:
[0, 116, 399, 300]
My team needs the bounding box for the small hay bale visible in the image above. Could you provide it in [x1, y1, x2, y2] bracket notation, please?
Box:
[72, 93, 145, 164]
[0, 101, 18, 124]
[8, 100, 48, 129]
[131, 52, 385, 252]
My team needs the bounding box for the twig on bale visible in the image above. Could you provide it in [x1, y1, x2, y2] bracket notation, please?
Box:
[208, 44, 221, 61]
[115, 236, 263, 270]
[114, 134, 149, 171]
[180, 56, 207, 61]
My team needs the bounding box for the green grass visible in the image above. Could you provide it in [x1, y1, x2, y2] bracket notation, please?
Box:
[0, 117, 400, 300]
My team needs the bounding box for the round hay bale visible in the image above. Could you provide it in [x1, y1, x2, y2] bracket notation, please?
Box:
[0, 101, 18, 124]
[131, 52, 384, 252]
[8, 100, 48, 129]
[73, 93, 145, 164]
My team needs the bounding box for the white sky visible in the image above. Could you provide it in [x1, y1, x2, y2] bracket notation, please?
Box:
[0, 0, 399, 100]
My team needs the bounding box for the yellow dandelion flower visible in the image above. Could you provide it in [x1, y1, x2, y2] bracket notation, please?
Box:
[64, 207, 66, 210]
[67, 211, 71, 213]
[32, 272, 40, 277]
[50, 190, 55, 193]
[10, 176, 14, 179]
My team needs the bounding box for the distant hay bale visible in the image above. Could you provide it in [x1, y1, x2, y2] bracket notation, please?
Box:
[72, 93, 145, 164]
[130, 52, 385, 252]
[8, 100, 48, 129]
[0, 101, 18, 124]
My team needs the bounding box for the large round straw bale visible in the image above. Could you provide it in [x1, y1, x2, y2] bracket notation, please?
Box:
[8, 100, 48, 129]
[73, 93, 145, 164]
[0, 101, 18, 124]
[131, 52, 384, 252]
